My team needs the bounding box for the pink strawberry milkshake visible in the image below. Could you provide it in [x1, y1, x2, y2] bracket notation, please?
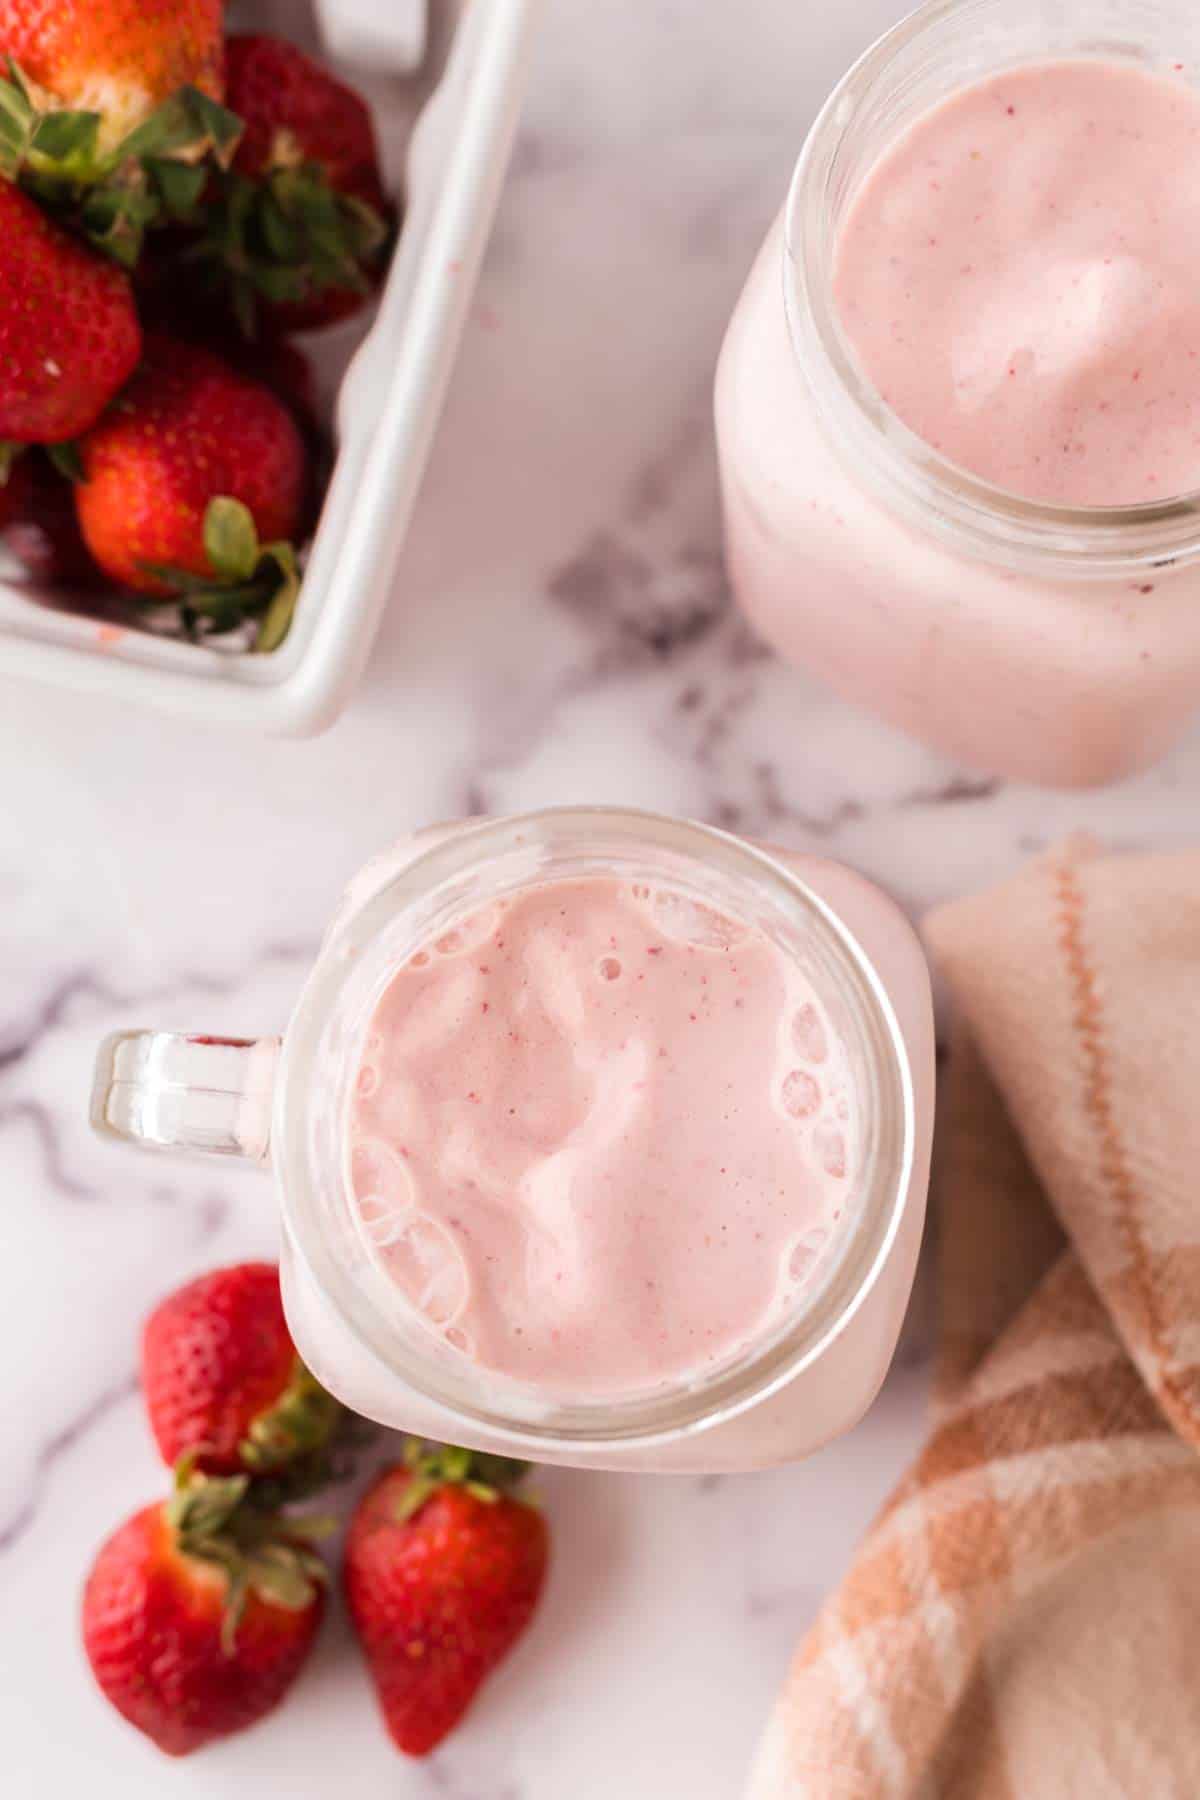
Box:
[346, 876, 857, 1397]
[834, 59, 1200, 506]
[715, 6, 1200, 788]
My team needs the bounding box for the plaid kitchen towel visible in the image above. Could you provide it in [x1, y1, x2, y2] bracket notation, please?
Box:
[748, 841, 1200, 1799]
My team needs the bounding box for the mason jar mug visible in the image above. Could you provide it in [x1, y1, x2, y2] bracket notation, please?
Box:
[91, 810, 934, 1474]
[715, 0, 1200, 788]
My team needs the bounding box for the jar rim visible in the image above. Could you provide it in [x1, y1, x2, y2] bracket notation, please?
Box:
[274, 808, 918, 1451]
[784, 0, 1200, 579]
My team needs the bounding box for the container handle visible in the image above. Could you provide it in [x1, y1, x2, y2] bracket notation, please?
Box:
[90, 1032, 280, 1163]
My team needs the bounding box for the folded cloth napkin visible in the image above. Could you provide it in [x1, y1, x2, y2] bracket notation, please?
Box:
[749, 841, 1200, 1800]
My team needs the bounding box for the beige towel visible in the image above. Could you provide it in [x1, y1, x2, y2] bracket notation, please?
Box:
[749, 842, 1200, 1800]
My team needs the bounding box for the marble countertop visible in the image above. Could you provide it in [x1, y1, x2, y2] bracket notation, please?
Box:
[6, 1, 1200, 1793]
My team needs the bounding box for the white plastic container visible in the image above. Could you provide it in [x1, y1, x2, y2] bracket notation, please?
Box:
[90, 809, 935, 1474]
[0, 0, 537, 734]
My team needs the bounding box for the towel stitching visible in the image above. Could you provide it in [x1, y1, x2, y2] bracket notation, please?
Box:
[1051, 854, 1194, 1437]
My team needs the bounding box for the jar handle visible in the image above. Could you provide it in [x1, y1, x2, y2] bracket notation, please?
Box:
[90, 1032, 281, 1163]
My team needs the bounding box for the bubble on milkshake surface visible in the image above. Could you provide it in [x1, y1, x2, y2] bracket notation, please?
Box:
[598, 956, 622, 982]
[781, 1069, 821, 1119]
[429, 903, 505, 958]
[359, 1200, 421, 1248]
[785, 1226, 829, 1287]
[640, 886, 747, 949]
[356, 1063, 380, 1099]
[791, 1002, 828, 1064]
[787, 1239, 816, 1285]
[384, 1215, 468, 1326]
[814, 1123, 847, 1179]
[445, 1324, 474, 1355]
[352, 1137, 412, 1207]
[409, 950, 430, 968]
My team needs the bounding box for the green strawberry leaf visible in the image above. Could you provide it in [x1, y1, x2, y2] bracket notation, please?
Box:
[181, 86, 244, 169]
[260, 189, 301, 262]
[75, 167, 159, 267]
[0, 60, 234, 203]
[244, 1546, 322, 1612]
[140, 563, 231, 596]
[251, 262, 309, 304]
[165, 1459, 332, 1654]
[46, 441, 83, 483]
[219, 1565, 250, 1656]
[342, 193, 389, 259]
[182, 158, 391, 336]
[169, 1466, 252, 1542]
[178, 598, 248, 640]
[252, 545, 301, 654]
[0, 73, 243, 267]
[29, 107, 101, 172]
[3, 56, 31, 104]
[204, 496, 261, 582]
[0, 441, 22, 484]
[222, 170, 256, 247]
[116, 92, 200, 163]
[273, 1513, 339, 1547]
[139, 503, 302, 652]
[239, 1359, 341, 1472]
[0, 60, 38, 179]
[394, 1438, 532, 1520]
[148, 156, 207, 220]
[117, 87, 243, 170]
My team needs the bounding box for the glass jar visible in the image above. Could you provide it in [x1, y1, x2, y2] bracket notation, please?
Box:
[91, 810, 934, 1473]
[715, 0, 1200, 789]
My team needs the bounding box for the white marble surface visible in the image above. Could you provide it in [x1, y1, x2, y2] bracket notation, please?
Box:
[6, 1, 1200, 1793]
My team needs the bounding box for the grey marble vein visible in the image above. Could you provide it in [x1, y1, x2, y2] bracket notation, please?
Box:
[1, 1375, 137, 1555]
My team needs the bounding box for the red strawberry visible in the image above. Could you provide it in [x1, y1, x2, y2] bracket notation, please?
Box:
[0, 183, 140, 443]
[0, 5, 238, 270]
[344, 1444, 549, 1756]
[210, 328, 319, 439]
[76, 335, 304, 591]
[82, 1472, 326, 1757]
[207, 33, 391, 333]
[0, 0, 224, 147]
[228, 34, 386, 214]
[1, 449, 103, 586]
[203, 327, 328, 534]
[133, 274, 323, 441]
[76, 335, 307, 647]
[132, 279, 331, 533]
[141, 1261, 340, 1477]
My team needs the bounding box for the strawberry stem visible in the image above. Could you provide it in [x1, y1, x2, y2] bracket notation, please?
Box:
[182, 161, 391, 337]
[395, 1439, 532, 1521]
[0, 65, 244, 266]
[138, 497, 302, 651]
[46, 441, 83, 483]
[239, 1357, 342, 1475]
[167, 1461, 329, 1656]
